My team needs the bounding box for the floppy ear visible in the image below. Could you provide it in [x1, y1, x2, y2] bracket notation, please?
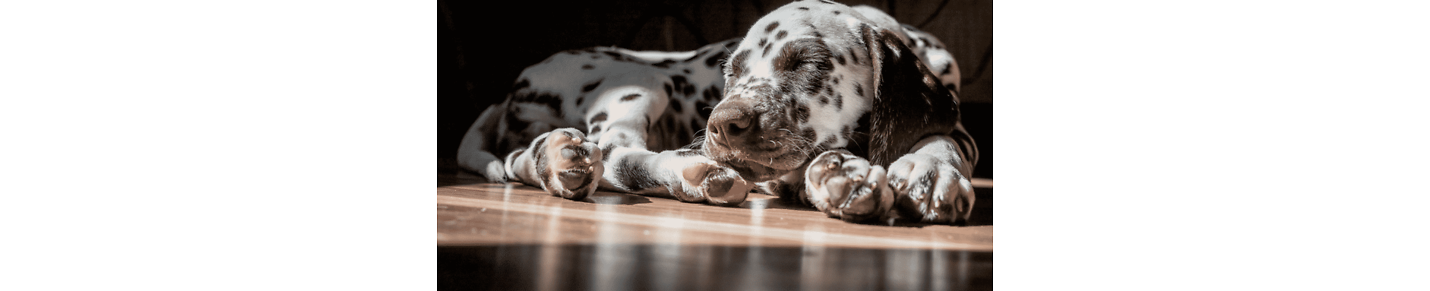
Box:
[858, 24, 978, 170]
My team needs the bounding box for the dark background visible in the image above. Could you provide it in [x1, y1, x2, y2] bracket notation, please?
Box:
[437, 0, 992, 178]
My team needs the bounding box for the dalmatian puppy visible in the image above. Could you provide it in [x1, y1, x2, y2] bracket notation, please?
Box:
[704, 0, 979, 225]
[458, 39, 758, 205]
[457, 1, 973, 225]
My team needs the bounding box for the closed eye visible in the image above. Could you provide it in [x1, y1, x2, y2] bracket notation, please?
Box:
[774, 39, 832, 73]
[801, 58, 833, 72]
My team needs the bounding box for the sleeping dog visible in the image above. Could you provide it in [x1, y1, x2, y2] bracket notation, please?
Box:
[457, 1, 976, 225]
[705, 0, 978, 225]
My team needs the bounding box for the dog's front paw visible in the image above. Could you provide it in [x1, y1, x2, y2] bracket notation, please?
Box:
[886, 153, 975, 225]
[804, 150, 897, 223]
[534, 128, 603, 200]
[676, 159, 754, 206]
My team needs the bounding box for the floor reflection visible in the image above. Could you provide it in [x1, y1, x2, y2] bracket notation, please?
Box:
[585, 192, 652, 205]
[438, 171, 993, 290]
[438, 244, 992, 291]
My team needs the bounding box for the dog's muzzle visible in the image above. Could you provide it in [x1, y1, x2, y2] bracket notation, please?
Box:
[704, 95, 806, 181]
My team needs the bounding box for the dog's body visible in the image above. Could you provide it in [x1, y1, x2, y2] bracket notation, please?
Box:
[459, 38, 757, 205]
[457, 1, 976, 224]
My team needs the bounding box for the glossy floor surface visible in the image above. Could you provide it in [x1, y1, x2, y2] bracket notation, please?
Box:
[438, 168, 993, 290]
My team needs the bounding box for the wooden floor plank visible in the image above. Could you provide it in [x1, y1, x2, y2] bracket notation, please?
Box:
[436, 169, 994, 290]
[437, 181, 992, 251]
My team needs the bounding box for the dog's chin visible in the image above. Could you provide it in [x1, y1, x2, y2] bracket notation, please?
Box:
[713, 151, 809, 182]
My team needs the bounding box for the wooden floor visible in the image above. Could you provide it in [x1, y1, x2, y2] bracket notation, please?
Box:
[437, 167, 993, 290]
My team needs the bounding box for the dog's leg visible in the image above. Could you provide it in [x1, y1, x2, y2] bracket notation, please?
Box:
[884, 135, 976, 225]
[804, 149, 899, 224]
[500, 128, 604, 200]
[599, 146, 752, 206]
[456, 104, 512, 182]
[501, 87, 753, 205]
[468, 99, 601, 200]
[587, 88, 753, 206]
[804, 135, 975, 225]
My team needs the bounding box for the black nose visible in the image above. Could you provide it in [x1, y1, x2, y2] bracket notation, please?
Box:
[707, 97, 761, 148]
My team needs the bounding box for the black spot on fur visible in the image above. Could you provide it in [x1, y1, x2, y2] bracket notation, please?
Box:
[705, 51, 728, 68]
[589, 112, 608, 124]
[818, 135, 837, 149]
[811, 31, 822, 38]
[695, 100, 713, 120]
[818, 0, 834, 4]
[581, 79, 603, 93]
[800, 128, 817, 147]
[663, 83, 673, 97]
[798, 7, 809, 11]
[835, 53, 846, 65]
[670, 100, 683, 113]
[702, 85, 721, 101]
[614, 152, 663, 191]
[765, 21, 780, 33]
[530, 135, 550, 179]
[833, 10, 840, 15]
[653, 59, 676, 68]
[621, 93, 641, 101]
[832, 77, 839, 85]
[794, 103, 810, 123]
[512, 79, 530, 91]
[834, 92, 843, 109]
[506, 148, 525, 172]
[589, 124, 601, 133]
[730, 50, 751, 78]
[575, 96, 584, 106]
[581, 64, 594, 70]
[669, 76, 686, 96]
[675, 149, 702, 158]
[600, 143, 618, 162]
[762, 45, 772, 57]
[854, 83, 864, 97]
[758, 38, 767, 48]
[515, 93, 565, 117]
[684, 69, 691, 74]
[670, 75, 694, 96]
[776, 30, 788, 40]
[847, 47, 860, 64]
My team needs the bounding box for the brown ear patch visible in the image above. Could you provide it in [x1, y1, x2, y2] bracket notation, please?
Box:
[864, 28, 963, 167]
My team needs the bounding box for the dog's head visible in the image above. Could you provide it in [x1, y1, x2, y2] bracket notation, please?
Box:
[703, 1, 962, 182]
